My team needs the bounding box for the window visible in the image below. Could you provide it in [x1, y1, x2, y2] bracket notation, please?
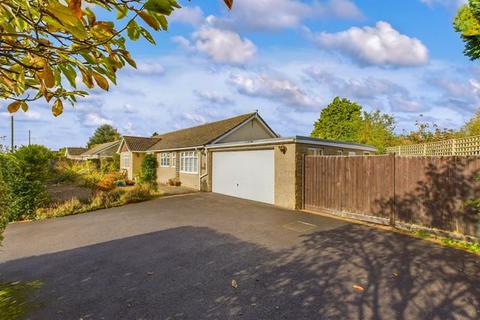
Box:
[122, 154, 130, 169]
[348, 151, 356, 156]
[307, 148, 323, 156]
[337, 150, 343, 156]
[171, 152, 176, 168]
[180, 151, 198, 173]
[160, 152, 170, 167]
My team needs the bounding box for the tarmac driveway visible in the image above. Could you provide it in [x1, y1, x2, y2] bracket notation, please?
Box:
[0, 193, 479, 319]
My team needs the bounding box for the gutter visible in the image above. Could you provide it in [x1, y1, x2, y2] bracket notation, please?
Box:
[205, 137, 377, 152]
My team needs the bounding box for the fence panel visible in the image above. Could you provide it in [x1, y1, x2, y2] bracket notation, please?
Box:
[304, 155, 480, 238]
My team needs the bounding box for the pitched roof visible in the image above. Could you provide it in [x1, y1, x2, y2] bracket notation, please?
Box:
[148, 113, 257, 151]
[65, 147, 87, 156]
[82, 141, 120, 157]
[122, 136, 161, 152]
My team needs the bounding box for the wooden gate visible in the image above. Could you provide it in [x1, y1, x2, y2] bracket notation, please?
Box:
[303, 155, 480, 237]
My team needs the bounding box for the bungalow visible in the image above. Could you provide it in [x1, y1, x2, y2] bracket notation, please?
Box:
[65, 141, 120, 161]
[65, 147, 88, 160]
[117, 112, 376, 210]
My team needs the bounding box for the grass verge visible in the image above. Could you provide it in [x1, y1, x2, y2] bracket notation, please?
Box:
[413, 230, 480, 255]
[0, 281, 42, 320]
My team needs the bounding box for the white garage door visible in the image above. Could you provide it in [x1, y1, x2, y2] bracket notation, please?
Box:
[212, 150, 274, 204]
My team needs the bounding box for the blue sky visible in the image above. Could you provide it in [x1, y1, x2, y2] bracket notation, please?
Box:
[1, 0, 477, 149]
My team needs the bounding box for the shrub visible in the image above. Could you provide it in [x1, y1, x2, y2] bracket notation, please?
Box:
[89, 189, 124, 209]
[14, 145, 52, 182]
[140, 154, 158, 187]
[168, 178, 181, 186]
[120, 184, 153, 204]
[100, 154, 120, 173]
[0, 146, 51, 222]
[36, 198, 85, 219]
[96, 173, 117, 191]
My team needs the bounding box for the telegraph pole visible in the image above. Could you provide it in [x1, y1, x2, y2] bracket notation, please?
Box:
[28, 130, 31, 146]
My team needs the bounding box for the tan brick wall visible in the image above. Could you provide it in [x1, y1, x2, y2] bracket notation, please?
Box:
[132, 152, 145, 180]
[274, 143, 297, 209]
[157, 152, 176, 184]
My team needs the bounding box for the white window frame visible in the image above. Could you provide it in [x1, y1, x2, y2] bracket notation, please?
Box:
[121, 153, 130, 169]
[180, 151, 198, 174]
[307, 148, 324, 156]
[171, 152, 176, 168]
[348, 151, 357, 156]
[337, 150, 343, 156]
[160, 152, 170, 167]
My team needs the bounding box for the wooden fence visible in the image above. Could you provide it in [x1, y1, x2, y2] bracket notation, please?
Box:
[304, 155, 480, 238]
[386, 135, 480, 156]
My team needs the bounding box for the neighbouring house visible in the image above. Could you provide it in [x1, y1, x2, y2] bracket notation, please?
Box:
[117, 136, 162, 180]
[65, 147, 88, 160]
[79, 141, 121, 160]
[117, 112, 376, 209]
[65, 141, 120, 161]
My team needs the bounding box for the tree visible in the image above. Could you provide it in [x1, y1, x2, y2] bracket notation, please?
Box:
[454, 0, 480, 60]
[393, 115, 459, 146]
[461, 110, 480, 136]
[87, 124, 120, 148]
[311, 97, 396, 153]
[0, 0, 234, 116]
[357, 110, 396, 154]
[311, 97, 362, 142]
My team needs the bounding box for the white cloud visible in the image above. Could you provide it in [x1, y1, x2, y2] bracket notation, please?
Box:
[134, 61, 165, 76]
[230, 73, 319, 109]
[305, 68, 409, 99]
[389, 96, 428, 113]
[420, 0, 466, 9]
[123, 122, 135, 135]
[313, 21, 429, 67]
[172, 35, 194, 51]
[83, 113, 113, 127]
[170, 6, 204, 26]
[194, 90, 234, 105]
[123, 103, 135, 113]
[191, 27, 257, 65]
[225, 0, 363, 31]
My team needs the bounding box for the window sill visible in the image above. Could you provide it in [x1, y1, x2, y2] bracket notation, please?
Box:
[180, 171, 198, 175]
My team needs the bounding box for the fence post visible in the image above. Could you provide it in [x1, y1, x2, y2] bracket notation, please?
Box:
[390, 153, 396, 228]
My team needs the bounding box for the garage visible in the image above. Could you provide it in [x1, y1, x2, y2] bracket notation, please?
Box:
[212, 149, 275, 204]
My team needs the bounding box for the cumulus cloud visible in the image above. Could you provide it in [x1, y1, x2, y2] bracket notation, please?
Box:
[191, 27, 257, 65]
[194, 90, 234, 105]
[304, 67, 429, 113]
[313, 21, 429, 67]
[389, 96, 428, 113]
[230, 73, 319, 109]
[225, 0, 363, 31]
[420, 0, 466, 9]
[82, 113, 113, 127]
[134, 61, 165, 76]
[305, 68, 409, 99]
[170, 6, 204, 26]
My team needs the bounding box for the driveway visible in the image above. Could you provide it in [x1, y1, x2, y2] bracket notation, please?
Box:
[0, 193, 479, 319]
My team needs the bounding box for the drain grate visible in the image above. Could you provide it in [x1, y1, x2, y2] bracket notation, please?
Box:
[283, 220, 317, 233]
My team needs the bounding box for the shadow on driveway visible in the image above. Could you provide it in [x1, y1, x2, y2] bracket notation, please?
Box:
[1, 223, 479, 319]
